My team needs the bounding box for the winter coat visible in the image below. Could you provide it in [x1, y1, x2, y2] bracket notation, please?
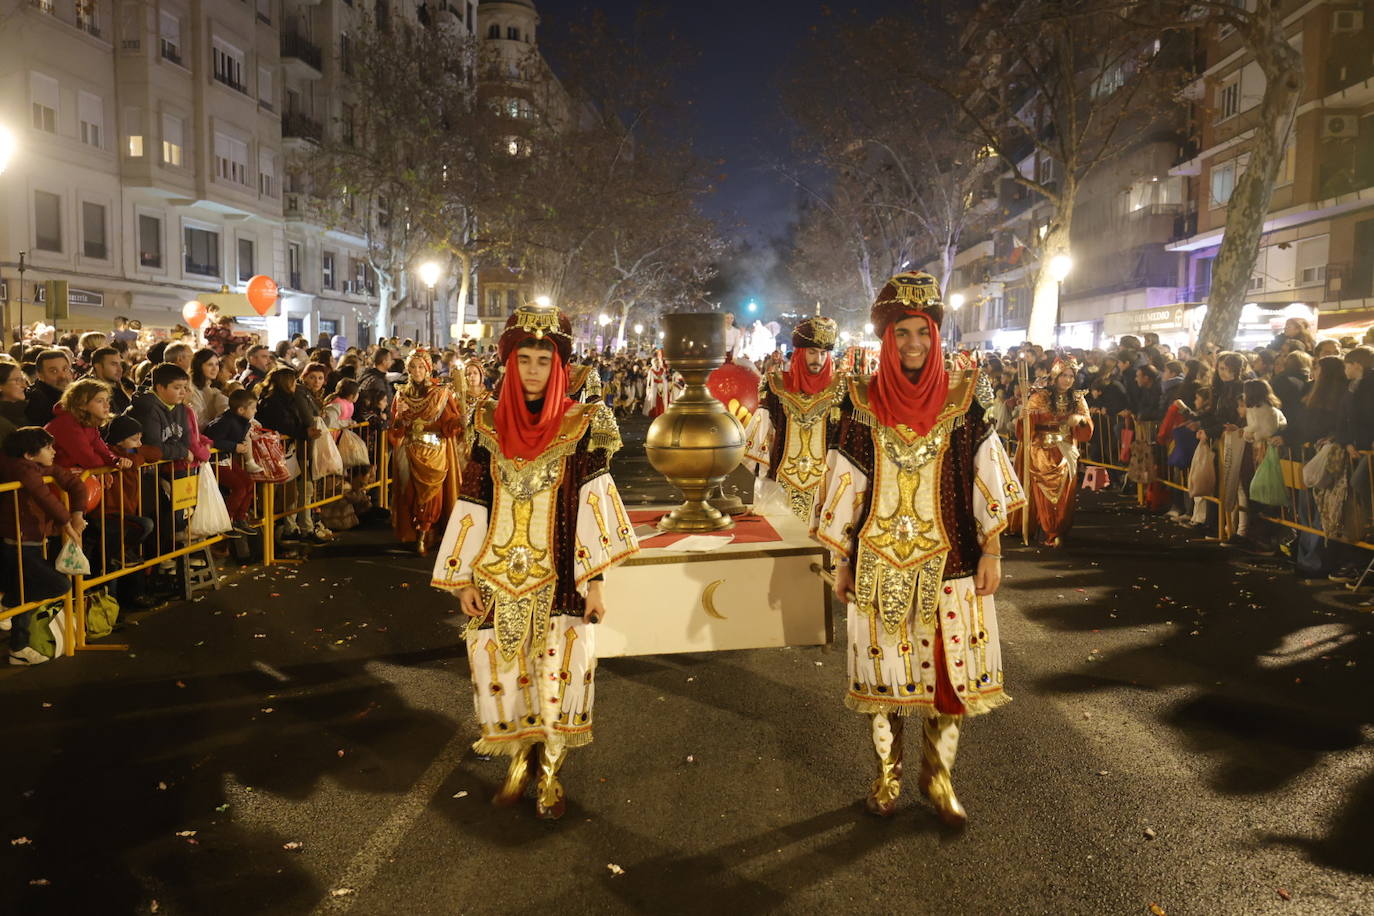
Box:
[257, 390, 310, 442]
[44, 405, 121, 470]
[0, 456, 84, 542]
[24, 381, 64, 426]
[202, 411, 251, 455]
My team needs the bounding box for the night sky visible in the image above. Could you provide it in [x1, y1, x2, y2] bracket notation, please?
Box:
[540, 1, 915, 309]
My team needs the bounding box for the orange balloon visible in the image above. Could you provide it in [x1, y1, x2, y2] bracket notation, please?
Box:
[182, 300, 208, 329]
[246, 275, 279, 315]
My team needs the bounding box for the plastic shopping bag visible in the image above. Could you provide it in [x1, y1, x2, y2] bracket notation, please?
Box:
[1248, 447, 1286, 505]
[188, 463, 233, 539]
[337, 428, 370, 468]
[1303, 442, 1336, 489]
[249, 426, 291, 483]
[1188, 441, 1216, 497]
[54, 538, 91, 576]
[311, 419, 344, 479]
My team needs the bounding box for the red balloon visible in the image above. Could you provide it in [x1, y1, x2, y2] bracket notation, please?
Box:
[707, 358, 762, 415]
[246, 275, 279, 315]
[182, 300, 208, 329]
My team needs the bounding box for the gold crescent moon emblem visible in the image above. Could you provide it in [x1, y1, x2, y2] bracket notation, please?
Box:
[701, 579, 728, 620]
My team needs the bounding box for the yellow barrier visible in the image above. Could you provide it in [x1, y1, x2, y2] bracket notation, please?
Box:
[0, 417, 394, 662]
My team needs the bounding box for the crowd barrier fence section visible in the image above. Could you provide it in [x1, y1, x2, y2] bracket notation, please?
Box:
[1, 420, 392, 661]
[1009, 400, 1374, 556]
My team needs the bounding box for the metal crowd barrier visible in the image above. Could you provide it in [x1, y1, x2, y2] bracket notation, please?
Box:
[1, 420, 392, 661]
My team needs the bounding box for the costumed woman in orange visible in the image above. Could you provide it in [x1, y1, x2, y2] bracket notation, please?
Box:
[1019, 359, 1093, 547]
[388, 350, 463, 553]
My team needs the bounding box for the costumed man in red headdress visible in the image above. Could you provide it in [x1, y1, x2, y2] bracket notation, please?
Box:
[742, 315, 845, 521]
[1016, 357, 1093, 547]
[388, 349, 464, 554]
[815, 271, 1026, 827]
[430, 300, 638, 820]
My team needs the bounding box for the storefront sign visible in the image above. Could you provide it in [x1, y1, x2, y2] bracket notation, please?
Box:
[1104, 305, 1187, 337]
[67, 287, 103, 307]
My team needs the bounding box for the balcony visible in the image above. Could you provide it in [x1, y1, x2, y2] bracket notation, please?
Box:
[1327, 263, 1373, 303]
[281, 32, 323, 79]
[282, 111, 323, 147]
[213, 71, 249, 95]
[160, 40, 183, 67]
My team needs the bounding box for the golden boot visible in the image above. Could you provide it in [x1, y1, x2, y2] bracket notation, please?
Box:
[917, 714, 967, 827]
[535, 742, 568, 820]
[865, 712, 904, 817]
[491, 743, 535, 807]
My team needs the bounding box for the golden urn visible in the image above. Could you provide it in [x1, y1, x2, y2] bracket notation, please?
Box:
[645, 312, 745, 532]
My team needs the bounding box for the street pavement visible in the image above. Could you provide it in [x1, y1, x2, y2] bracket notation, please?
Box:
[1, 413, 1372, 915]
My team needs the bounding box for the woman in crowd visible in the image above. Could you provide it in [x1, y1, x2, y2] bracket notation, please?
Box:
[1270, 351, 1312, 437]
[188, 348, 229, 425]
[0, 362, 30, 446]
[256, 367, 326, 544]
[1278, 356, 1347, 578]
[1198, 352, 1249, 541]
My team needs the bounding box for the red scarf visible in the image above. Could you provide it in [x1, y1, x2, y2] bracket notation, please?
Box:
[784, 349, 834, 395]
[493, 349, 574, 460]
[868, 316, 948, 435]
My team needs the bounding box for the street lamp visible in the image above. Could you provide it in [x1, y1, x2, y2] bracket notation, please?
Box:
[419, 260, 442, 345]
[863, 322, 874, 337]
[1049, 253, 1073, 348]
[0, 124, 15, 176]
[949, 292, 966, 311]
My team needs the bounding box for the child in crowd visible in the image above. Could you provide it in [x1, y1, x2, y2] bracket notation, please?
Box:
[1240, 379, 1287, 555]
[129, 363, 210, 550]
[46, 378, 131, 472]
[202, 389, 260, 536]
[0, 427, 87, 665]
[99, 415, 161, 608]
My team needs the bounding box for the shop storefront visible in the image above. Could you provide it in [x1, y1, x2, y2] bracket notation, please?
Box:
[1103, 304, 1193, 350]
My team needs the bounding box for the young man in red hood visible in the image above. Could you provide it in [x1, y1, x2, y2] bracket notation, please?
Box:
[742, 315, 845, 522]
[431, 300, 639, 820]
[816, 271, 1026, 827]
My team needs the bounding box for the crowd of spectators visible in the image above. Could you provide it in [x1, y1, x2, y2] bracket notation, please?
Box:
[981, 317, 1374, 591]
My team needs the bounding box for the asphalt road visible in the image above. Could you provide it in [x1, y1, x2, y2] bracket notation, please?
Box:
[1, 414, 1371, 915]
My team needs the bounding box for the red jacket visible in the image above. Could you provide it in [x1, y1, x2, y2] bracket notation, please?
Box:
[0, 456, 84, 543]
[45, 405, 121, 471]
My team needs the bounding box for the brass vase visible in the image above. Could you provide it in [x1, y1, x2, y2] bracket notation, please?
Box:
[645, 313, 745, 532]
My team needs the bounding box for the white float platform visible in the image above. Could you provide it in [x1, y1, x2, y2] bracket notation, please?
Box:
[597, 508, 834, 657]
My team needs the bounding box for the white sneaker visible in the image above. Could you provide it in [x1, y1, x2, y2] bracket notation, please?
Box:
[313, 523, 335, 540]
[0, 617, 10, 632]
[9, 647, 49, 666]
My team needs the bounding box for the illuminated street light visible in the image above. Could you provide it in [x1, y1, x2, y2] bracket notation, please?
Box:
[418, 260, 441, 290]
[0, 125, 15, 176]
[840, 330, 852, 343]
[747, 299, 758, 314]
[949, 293, 966, 311]
[863, 322, 874, 336]
[633, 323, 643, 335]
[598, 313, 611, 327]
[1049, 254, 1074, 283]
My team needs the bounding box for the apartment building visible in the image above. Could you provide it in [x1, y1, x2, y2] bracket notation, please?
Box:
[1167, 0, 1374, 346]
[0, 0, 483, 346]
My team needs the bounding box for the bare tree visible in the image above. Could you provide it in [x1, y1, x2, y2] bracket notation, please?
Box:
[304, 18, 482, 336]
[904, 2, 1186, 344]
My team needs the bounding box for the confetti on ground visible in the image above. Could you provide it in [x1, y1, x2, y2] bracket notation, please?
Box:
[452, 791, 469, 799]
[1143, 827, 1157, 840]
[329, 888, 355, 898]
[175, 830, 197, 838]
[283, 841, 304, 851]
[11, 837, 31, 846]
[607, 864, 625, 876]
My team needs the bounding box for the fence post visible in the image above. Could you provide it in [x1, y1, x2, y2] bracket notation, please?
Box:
[262, 484, 275, 567]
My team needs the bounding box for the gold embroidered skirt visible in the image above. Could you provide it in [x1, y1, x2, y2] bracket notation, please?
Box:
[467, 615, 596, 757]
[845, 573, 1010, 718]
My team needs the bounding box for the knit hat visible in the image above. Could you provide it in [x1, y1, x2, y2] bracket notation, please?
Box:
[103, 414, 143, 445]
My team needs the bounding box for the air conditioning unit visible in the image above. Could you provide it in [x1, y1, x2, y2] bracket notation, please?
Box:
[1322, 114, 1360, 139]
[1332, 9, 1364, 33]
